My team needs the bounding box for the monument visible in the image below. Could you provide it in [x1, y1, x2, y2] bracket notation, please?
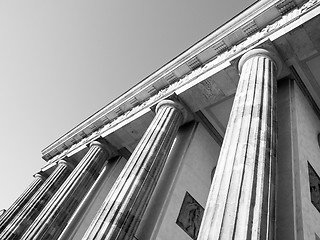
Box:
[1, 0, 320, 239]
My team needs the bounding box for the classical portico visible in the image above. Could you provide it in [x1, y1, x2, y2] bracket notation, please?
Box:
[2, 0, 320, 239]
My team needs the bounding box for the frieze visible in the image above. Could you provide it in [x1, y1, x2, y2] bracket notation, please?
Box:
[198, 80, 221, 100]
[46, 0, 320, 160]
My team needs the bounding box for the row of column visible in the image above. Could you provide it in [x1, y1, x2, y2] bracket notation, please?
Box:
[0, 48, 280, 240]
[0, 140, 114, 240]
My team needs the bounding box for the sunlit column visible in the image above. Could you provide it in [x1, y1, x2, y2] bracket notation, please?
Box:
[82, 99, 186, 240]
[0, 172, 47, 232]
[57, 159, 121, 240]
[197, 49, 281, 240]
[21, 140, 114, 240]
[0, 160, 74, 239]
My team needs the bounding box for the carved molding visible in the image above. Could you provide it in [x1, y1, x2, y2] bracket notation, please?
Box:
[276, 0, 297, 15]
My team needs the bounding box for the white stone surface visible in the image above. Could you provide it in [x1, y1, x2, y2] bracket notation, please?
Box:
[294, 82, 320, 240]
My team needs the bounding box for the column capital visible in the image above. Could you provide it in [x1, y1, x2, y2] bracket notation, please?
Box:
[238, 48, 282, 77]
[0, 209, 5, 216]
[33, 172, 48, 181]
[156, 100, 187, 123]
[89, 140, 115, 159]
[58, 159, 75, 170]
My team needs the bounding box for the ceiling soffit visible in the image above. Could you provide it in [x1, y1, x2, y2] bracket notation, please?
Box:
[273, 14, 320, 106]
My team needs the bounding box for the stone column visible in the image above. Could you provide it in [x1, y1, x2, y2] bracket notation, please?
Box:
[21, 140, 114, 240]
[0, 160, 73, 239]
[57, 157, 122, 240]
[0, 173, 47, 232]
[197, 49, 281, 240]
[82, 99, 185, 240]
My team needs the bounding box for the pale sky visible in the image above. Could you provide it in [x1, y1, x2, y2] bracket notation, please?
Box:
[0, 0, 255, 209]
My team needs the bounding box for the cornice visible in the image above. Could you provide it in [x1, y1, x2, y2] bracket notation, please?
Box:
[42, 0, 318, 161]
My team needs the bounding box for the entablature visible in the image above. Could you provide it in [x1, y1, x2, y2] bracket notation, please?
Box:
[42, 0, 319, 162]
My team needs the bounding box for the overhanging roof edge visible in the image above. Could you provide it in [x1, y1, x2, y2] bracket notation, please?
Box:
[41, 0, 308, 158]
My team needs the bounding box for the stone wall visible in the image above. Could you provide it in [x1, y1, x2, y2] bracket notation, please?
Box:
[294, 81, 320, 240]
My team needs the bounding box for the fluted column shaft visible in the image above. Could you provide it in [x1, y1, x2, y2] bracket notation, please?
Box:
[197, 49, 280, 240]
[0, 173, 47, 232]
[21, 140, 113, 240]
[82, 100, 185, 240]
[0, 160, 73, 239]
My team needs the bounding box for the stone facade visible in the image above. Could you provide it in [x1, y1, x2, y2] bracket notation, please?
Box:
[1, 0, 320, 239]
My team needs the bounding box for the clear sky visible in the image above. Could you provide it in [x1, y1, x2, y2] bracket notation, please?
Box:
[0, 0, 255, 209]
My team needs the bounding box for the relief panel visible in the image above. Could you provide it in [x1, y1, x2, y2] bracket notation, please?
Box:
[176, 192, 204, 240]
[308, 162, 320, 213]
